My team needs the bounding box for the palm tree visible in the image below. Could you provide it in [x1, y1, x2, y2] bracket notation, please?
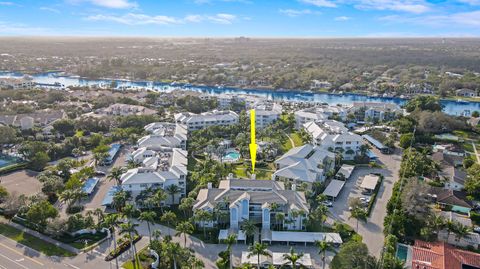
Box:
[454, 223, 471, 243]
[429, 215, 445, 236]
[282, 247, 304, 269]
[93, 152, 109, 166]
[160, 210, 177, 236]
[59, 189, 75, 208]
[108, 167, 126, 186]
[315, 240, 334, 269]
[194, 210, 213, 238]
[139, 211, 156, 245]
[103, 214, 120, 269]
[179, 197, 195, 218]
[224, 234, 237, 269]
[175, 221, 194, 247]
[446, 219, 456, 240]
[152, 189, 167, 213]
[349, 208, 368, 232]
[119, 221, 139, 269]
[126, 158, 142, 169]
[93, 208, 105, 225]
[247, 242, 271, 269]
[275, 212, 285, 231]
[165, 242, 182, 269]
[166, 184, 181, 204]
[241, 220, 256, 245]
[112, 189, 130, 213]
[188, 256, 205, 269]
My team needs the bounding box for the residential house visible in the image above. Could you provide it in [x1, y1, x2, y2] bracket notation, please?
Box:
[294, 105, 348, 128]
[430, 187, 473, 215]
[431, 151, 466, 191]
[0, 110, 67, 129]
[410, 240, 480, 269]
[174, 110, 239, 131]
[303, 120, 363, 160]
[456, 88, 477, 98]
[193, 177, 309, 231]
[273, 144, 335, 185]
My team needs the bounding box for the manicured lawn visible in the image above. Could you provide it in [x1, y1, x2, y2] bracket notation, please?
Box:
[0, 223, 75, 257]
[464, 142, 474, 153]
[282, 132, 303, 152]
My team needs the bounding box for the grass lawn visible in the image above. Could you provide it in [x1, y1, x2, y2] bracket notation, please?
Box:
[122, 247, 153, 269]
[464, 142, 474, 153]
[0, 223, 75, 257]
[282, 132, 303, 152]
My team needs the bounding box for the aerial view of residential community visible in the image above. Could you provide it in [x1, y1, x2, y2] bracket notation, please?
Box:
[1, 1, 480, 269]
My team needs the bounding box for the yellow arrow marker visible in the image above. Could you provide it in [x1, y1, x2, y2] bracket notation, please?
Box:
[249, 109, 257, 174]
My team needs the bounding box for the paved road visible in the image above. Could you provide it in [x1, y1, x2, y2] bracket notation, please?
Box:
[328, 147, 402, 257]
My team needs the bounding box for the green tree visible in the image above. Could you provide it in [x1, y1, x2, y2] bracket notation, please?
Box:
[139, 211, 157, 245]
[119, 221, 139, 269]
[282, 247, 304, 269]
[103, 214, 120, 269]
[331, 241, 377, 269]
[224, 234, 237, 269]
[25, 200, 58, 230]
[0, 186, 8, 204]
[194, 210, 214, 238]
[160, 211, 177, 236]
[315, 240, 334, 269]
[175, 221, 194, 247]
[30, 151, 50, 171]
[241, 220, 256, 245]
[53, 119, 76, 136]
[108, 167, 126, 186]
[248, 242, 271, 269]
[404, 96, 443, 112]
[166, 184, 181, 204]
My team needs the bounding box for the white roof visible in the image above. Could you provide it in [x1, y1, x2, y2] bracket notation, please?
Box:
[323, 180, 346, 198]
[272, 252, 312, 267]
[360, 174, 380, 190]
[336, 164, 355, 179]
[263, 231, 342, 244]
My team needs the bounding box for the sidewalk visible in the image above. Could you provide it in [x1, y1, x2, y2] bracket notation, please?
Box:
[2, 219, 80, 254]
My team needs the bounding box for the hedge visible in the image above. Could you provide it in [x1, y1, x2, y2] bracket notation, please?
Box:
[105, 235, 142, 261]
[366, 175, 384, 216]
[0, 162, 28, 175]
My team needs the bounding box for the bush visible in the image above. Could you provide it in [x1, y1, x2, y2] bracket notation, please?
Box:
[471, 211, 480, 225]
[105, 235, 142, 261]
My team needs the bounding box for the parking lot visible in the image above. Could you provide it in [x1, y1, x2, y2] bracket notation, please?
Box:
[327, 147, 402, 257]
[0, 170, 41, 196]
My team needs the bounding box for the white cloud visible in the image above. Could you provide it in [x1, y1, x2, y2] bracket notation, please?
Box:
[379, 10, 480, 27]
[40, 7, 61, 13]
[299, 0, 337, 8]
[68, 0, 137, 9]
[194, 0, 251, 4]
[353, 0, 429, 14]
[0, 2, 14, 5]
[85, 13, 238, 25]
[458, 0, 480, 5]
[0, 21, 50, 35]
[335, 16, 351, 21]
[279, 9, 319, 17]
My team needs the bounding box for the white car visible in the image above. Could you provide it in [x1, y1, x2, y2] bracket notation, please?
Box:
[360, 197, 371, 203]
[322, 201, 333, 207]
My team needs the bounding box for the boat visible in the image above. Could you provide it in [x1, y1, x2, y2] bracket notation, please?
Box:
[457, 99, 468, 103]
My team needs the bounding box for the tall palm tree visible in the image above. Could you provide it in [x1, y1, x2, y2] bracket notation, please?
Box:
[93, 152, 109, 167]
[224, 234, 237, 269]
[166, 184, 181, 204]
[429, 215, 445, 236]
[454, 223, 471, 243]
[103, 214, 120, 269]
[112, 190, 130, 213]
[93, 208, 105, 225]
[282, 247, 304, 269]
[194, 210, 213, 238]
[160, 210, 177, 236]
[188, 256, 205, 269]
[119, 221, 139, 269]
[275, 212, 285, 231]
[315, 240, 334, 269]
[165, 242, 182, 269]
[247, 242, 271, 269]
[139, 211, 156, 245]
[152, 189, 167, 213]
[349, 208, 368, 232]
[175, 221, 194, 248]
[241, 220, 256, 244]
[108, 167, 126, 186]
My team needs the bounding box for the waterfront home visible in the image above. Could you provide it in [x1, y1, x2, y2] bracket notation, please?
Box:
[303, 120, 363, 160]
[273, 144, 335, 185]
[456, 88, 477, 98]
[349, 102, 402, 122]
[121, 148, 187, 205]
[0, 77, 35, 89]
[174, 110, 239, 131]
[140, 123, 188, 150]
[294, 105, 348, 128]
[193, 177, 309, 231]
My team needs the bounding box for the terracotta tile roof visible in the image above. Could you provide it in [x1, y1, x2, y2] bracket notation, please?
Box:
[411, 240, 480, 269]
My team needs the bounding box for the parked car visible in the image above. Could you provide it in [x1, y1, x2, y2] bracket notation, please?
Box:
[474, 227, 480, 234]
[322, 201, 333, 207]
[95, 170, 107, 176]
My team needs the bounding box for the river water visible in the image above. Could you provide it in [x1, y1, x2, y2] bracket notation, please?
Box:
[1, 71, 479, 116]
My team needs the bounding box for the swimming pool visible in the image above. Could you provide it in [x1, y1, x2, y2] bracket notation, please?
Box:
[222, 150, 241, 162]
[396, 244, 409, 261]
[0, 155, 20, 168]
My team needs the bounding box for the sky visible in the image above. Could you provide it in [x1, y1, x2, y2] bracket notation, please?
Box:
[0, 0, 480, 37]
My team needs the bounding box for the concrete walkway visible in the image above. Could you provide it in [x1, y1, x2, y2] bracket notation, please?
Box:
[472, 142, 480, 164]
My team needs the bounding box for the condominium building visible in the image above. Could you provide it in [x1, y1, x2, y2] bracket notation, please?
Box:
[273, 144, 335, 184]
[139, 123, 188, 150]
[121, 148, 187, 205]
[294, 105, 348, 129]
[194, 177, 309, 231]
[348, 102, 402, 122]
[249, 101, 282, 129]
[174, 110, 239, 131]
[303, 120, 363, 160]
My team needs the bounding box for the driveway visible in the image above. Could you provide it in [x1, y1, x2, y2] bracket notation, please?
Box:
[328, 147, 402, 257]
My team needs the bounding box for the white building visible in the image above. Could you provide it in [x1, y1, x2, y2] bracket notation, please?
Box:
[139, 123, 188, 150]
[95, 103, 157, 116]
[194, 177, 309, 231]
[294, 105, 348, 128]
[303, 120, 363, 160]
[273, 144, 335, 185]
[0, 78, 35, 89]
[121, 148, 187, 205]
[215, 94, 246, 109]
[348, 102, 402, 122]
[249, 102, 282, 129]
[174, 110, 239, 131]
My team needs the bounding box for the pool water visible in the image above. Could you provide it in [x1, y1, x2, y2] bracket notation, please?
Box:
[223, 151, 241, 161]
[0, 159, 10, 167]
[396, 244, 408, 261]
